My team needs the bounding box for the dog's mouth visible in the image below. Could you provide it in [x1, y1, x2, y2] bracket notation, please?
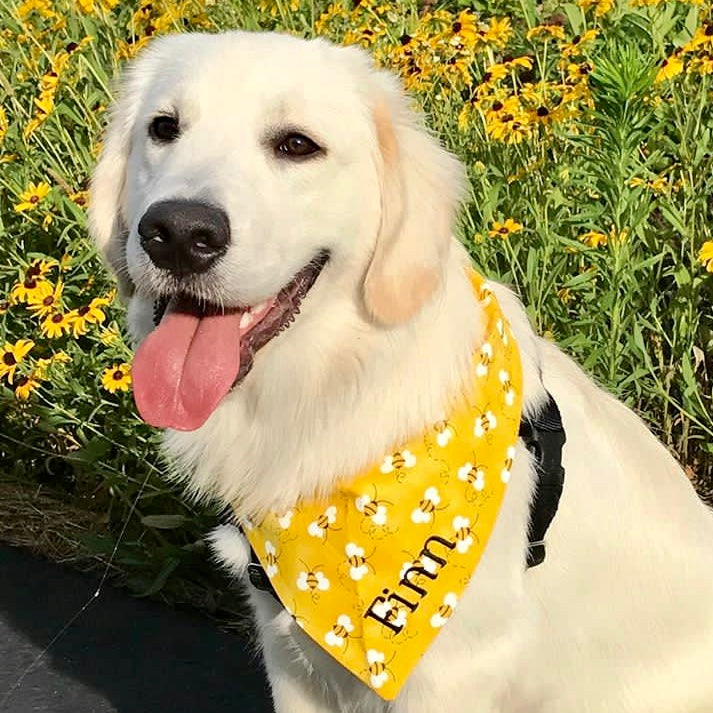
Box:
[131, 250, 329, 431]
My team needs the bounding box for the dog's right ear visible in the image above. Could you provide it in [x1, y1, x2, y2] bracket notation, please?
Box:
[88, 72, 141, 298]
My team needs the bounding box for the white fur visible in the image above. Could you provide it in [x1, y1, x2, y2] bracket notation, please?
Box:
[90, 31, 713, 713]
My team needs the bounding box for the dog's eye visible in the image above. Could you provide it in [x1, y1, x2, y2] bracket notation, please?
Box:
[149, 115, 180, 143]
[275, 133, 321, 159]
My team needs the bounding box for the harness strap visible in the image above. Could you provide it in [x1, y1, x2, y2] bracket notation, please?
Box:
[519, 393, 566, 568]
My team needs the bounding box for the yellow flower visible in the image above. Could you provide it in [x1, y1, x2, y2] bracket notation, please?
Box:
[527, 24, 566, 41]
[579, 230, 608, 248]
[489, 219, 523, 238]
[70, 296, 110, 336]
[14, 374, 41, 400]
[99, 325, 120, 345]
[0, 106, 7, 144]
[482, 17, 512, 49]
[560, 29, 599, 58]
[27, 280, 63, 318]
[688, 55, 713, 76]
[699, 241, 713, 272]
[101, 363, 132, 392]
[14, 181, 51, 212]
[68, 190, 89, 207]
[683, 24, 713, 53]
[40, 311, 75, 338]
[9, 275, 53, 304]
[17, 0, 55, 18]
[0, 340, 34, 384]
[655, 54, 684, 83]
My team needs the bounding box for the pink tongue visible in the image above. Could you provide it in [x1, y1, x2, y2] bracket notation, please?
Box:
[132, 307, 243, 431]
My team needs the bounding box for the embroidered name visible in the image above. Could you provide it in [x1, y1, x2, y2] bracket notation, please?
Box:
[363, 535, 456, 634]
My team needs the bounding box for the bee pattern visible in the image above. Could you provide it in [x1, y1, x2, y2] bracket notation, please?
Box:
[277, 509, 294, 530]
[264, 540, 279, 578]
[499, 369, 515, 406]
[400, 554, 439, 581]
[345, 543, 371, 581]
[501, 445, 517, 483]
[355, 493, 388, 527]
[365, 650, 392, 690]
[457, 461, 485, 492]
[474, 410, 497, 438]
[496, 317, 509, 346]
[433, 420, 454, 447]
[452, 516, 474, 553]
[307, 505, 338, 539]
[296, 566, 330, 597]
[380, 449, 417, 481]
[324, 614, 355, 649]
[411, 486, 441, 524]
[370, 599, 409, 632]
[430, 593, 458, 628]
[476, 342, 493, 377]
[479, 281, 494, 306]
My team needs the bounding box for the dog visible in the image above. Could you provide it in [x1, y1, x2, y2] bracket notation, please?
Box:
[89, 31, 713, 713]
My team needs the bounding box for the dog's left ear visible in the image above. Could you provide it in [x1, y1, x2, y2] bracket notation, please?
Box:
[364, 78, 466, 326]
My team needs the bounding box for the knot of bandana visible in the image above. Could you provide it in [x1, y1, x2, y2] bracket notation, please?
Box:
[241, 271, 523, 700]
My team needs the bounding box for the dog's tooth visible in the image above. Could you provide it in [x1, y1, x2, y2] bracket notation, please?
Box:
[239, 312, 254, 329]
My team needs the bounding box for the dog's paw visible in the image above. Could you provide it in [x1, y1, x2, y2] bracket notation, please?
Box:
[207, 524, 251, 578]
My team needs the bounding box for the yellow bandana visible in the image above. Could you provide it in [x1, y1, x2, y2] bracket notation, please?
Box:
[243, 272, 522, 700]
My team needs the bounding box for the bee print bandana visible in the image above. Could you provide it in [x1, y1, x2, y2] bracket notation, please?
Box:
[243, 272, 523, 700]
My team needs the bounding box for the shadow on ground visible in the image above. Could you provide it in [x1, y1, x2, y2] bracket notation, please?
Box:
[0, 546, 273, 713]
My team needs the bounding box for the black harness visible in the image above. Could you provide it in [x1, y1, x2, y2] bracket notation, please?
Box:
[246, 392, 566, 598]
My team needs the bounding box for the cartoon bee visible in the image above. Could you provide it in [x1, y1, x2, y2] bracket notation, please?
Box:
[344, 543, 373, 581]
[496, 317, 509, 346]
[474, 410, 497, 438]
[479, 282, 494, 306]
[324, 614, 355, 649]
[264, 540, 279, 578]
[277, 509, 294, 530]
[307, 505, 338, 539]
[364, 649, 393, 690]
[476, 341, 493, 377]
[380, 449, 417, 481]
[355, 491, 389, 527]
[433, 420, 454, 447]
[452, 516, 474, 554]
[411, 486, 442, 524]
[501, 445, 517, 483]
[296, 565, 330, 598]
[499, 369, 516, 407]
[430, 592, 458, 628]
[457, 461, 486, 492]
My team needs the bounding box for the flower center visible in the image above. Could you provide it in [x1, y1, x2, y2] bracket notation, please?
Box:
[113, 370, 125, 380]
[51, 313, 64, 323]
[2, 353, 16, 366]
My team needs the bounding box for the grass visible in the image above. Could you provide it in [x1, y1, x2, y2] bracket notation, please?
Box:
[0, 0, 711, 604]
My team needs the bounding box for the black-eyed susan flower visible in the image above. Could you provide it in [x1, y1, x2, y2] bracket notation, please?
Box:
[683, 24, 713, 53]
[40, 311, 75, 338]
[14, 374, 41, 401]
[489, 219, 523, 238]
[579, 230, 608, 248]
[0, 339, 34, 384]
[70, 296, 110, 336]
[560, 29, 599, 58]
[9, 275, 53, 304]
[527, 24, 565, 41]
[699, 241, 713, 273]
[99, 325, 120, 345]
[14, 181, 51, 212]
[27, 280, 64, 318]
[656, 53, 684, 83]
[101, 363, 132, 392]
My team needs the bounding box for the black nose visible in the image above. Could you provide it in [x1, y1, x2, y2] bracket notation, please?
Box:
[138, 200, 230, 276]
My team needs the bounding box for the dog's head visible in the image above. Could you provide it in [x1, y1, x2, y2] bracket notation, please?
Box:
[89, 31, 465, 432]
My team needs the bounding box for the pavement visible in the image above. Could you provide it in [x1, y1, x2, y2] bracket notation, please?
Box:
[0, 545, 273, 713]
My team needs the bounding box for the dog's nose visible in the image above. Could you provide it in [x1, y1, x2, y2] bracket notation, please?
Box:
[138, 200, 230, 275]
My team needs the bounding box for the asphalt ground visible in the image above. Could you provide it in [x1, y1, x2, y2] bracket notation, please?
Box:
[0, 545, 273, 713]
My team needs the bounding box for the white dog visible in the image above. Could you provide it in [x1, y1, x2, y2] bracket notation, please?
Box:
[89, 31, 713, 713]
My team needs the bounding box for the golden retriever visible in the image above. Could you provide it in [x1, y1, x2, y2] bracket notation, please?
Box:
[89, 31, 713, 713]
